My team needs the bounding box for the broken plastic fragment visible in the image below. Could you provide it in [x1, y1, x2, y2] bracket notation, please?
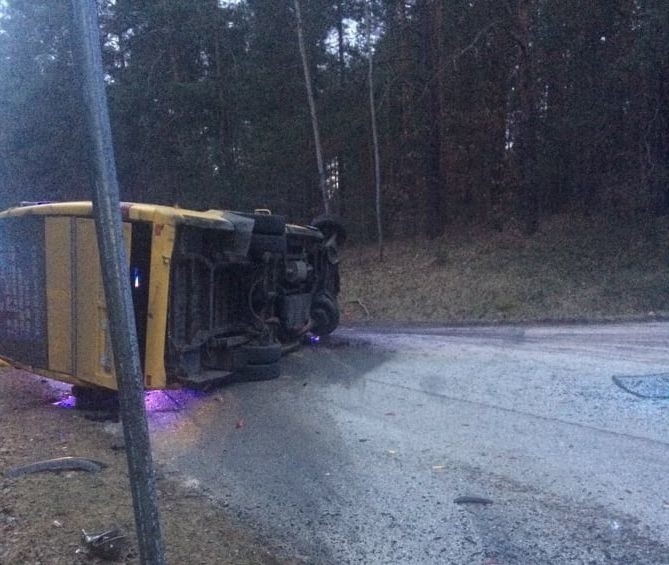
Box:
[81, 527, 126, 561]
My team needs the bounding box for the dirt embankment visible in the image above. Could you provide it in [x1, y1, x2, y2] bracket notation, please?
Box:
[0, 369, 289, 565]
[340, 214, 669, 324]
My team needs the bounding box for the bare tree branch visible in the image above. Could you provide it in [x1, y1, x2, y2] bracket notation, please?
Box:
[452, 20, 499, 70]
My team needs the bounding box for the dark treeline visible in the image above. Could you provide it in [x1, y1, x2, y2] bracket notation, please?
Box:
[0, 1, 667, 240]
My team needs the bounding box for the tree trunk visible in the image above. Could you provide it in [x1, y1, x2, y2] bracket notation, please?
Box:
[423, 0, 446, 238]
[214, 28, 232, 174]
[366, 0, 384, 260]
[293, 0, 330, 215]
[336, 1, 346, 88]
[508, 0, 539, 234]
[335, 0, 346, 218]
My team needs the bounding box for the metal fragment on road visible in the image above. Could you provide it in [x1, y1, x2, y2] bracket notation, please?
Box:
[453, 496, 494, 505]
[612, 373, 669, 399]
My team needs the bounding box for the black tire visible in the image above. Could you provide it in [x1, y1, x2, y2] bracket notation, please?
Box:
[242, 343, 282, 365]
[239, 362, 280, 382]
[311, 215, 347, 246]
[250, 234, 287, 255]
[311, 294, 340, 336]
[71, 385, 119, 411]
[237, 213, 286, 235]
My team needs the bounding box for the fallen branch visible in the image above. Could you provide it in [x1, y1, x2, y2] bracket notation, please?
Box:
[5, 456, 107, 478]
[346, 299, 371, 319]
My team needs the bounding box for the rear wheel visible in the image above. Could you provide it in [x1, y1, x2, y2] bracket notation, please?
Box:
[311, 215, 347, 246]
[311, 293, 340, 336]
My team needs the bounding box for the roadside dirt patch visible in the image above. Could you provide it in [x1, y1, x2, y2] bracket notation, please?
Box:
[341, 215, 669, 324]
[0, 368, 288, 564]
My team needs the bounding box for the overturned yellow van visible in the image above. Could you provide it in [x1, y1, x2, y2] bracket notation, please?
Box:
[0, 202, 343, 395]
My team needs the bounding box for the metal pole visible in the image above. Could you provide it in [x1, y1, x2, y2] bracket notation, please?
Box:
[69, 1, 165, 563]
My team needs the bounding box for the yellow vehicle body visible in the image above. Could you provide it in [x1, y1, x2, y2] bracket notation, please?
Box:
[0, 201, 341, 391]
[0, 202, 233, 389]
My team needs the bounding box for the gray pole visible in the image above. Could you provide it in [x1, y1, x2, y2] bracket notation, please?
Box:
[69, 1, 165, 563]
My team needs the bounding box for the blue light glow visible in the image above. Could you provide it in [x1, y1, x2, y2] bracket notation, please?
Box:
[144, 389, 206, 413]
[132, 266, 141, 289]
[52, 394, 76, 409]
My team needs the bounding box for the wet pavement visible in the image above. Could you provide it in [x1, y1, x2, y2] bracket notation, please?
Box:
[148, 322, 669, 564]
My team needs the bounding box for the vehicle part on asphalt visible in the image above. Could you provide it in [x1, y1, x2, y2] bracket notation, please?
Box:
[5, 456, 108, 478]
[453, 496, 494, 505]
[239, 362, 281, 382]
[612, 373, 669, 399]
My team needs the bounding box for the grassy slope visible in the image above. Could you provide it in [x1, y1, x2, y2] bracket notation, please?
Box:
[340, 215, 669, 323]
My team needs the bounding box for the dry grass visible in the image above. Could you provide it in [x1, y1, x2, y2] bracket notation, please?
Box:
[0, 370, 286, 565]
[340, 214, 669, 323]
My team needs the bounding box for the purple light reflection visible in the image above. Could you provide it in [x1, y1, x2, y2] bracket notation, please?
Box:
[52, 394, 77, 409]
[310, 335, 321, 345]
[144, 389, 205, 413]
[52, 386, 207, 412]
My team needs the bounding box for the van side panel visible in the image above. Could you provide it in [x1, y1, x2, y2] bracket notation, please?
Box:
[143, 221, 176, 389]
[45, 217, 74, 374]
[0, 216, 48, 367]
[74, 218, 110, 388]
[73, 219, 132, 390]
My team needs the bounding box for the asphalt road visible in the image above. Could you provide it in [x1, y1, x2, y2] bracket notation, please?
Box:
[148, 323, 669, 564]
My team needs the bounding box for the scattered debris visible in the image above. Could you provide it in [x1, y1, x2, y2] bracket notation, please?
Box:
[384, 412, 396, 416]
[110, 440, 125, 451]
[81, 527, 127, 561]
[235, 419, 245, 429]
[345, 298, 370, 319]
[453, 495, 494, 505]
[5, 456, 107, 479]
[163, 391, 184, 408]
[612, 373, 669, 399]
[182, 477, 201, 490]
[432, 465, 445, 470]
